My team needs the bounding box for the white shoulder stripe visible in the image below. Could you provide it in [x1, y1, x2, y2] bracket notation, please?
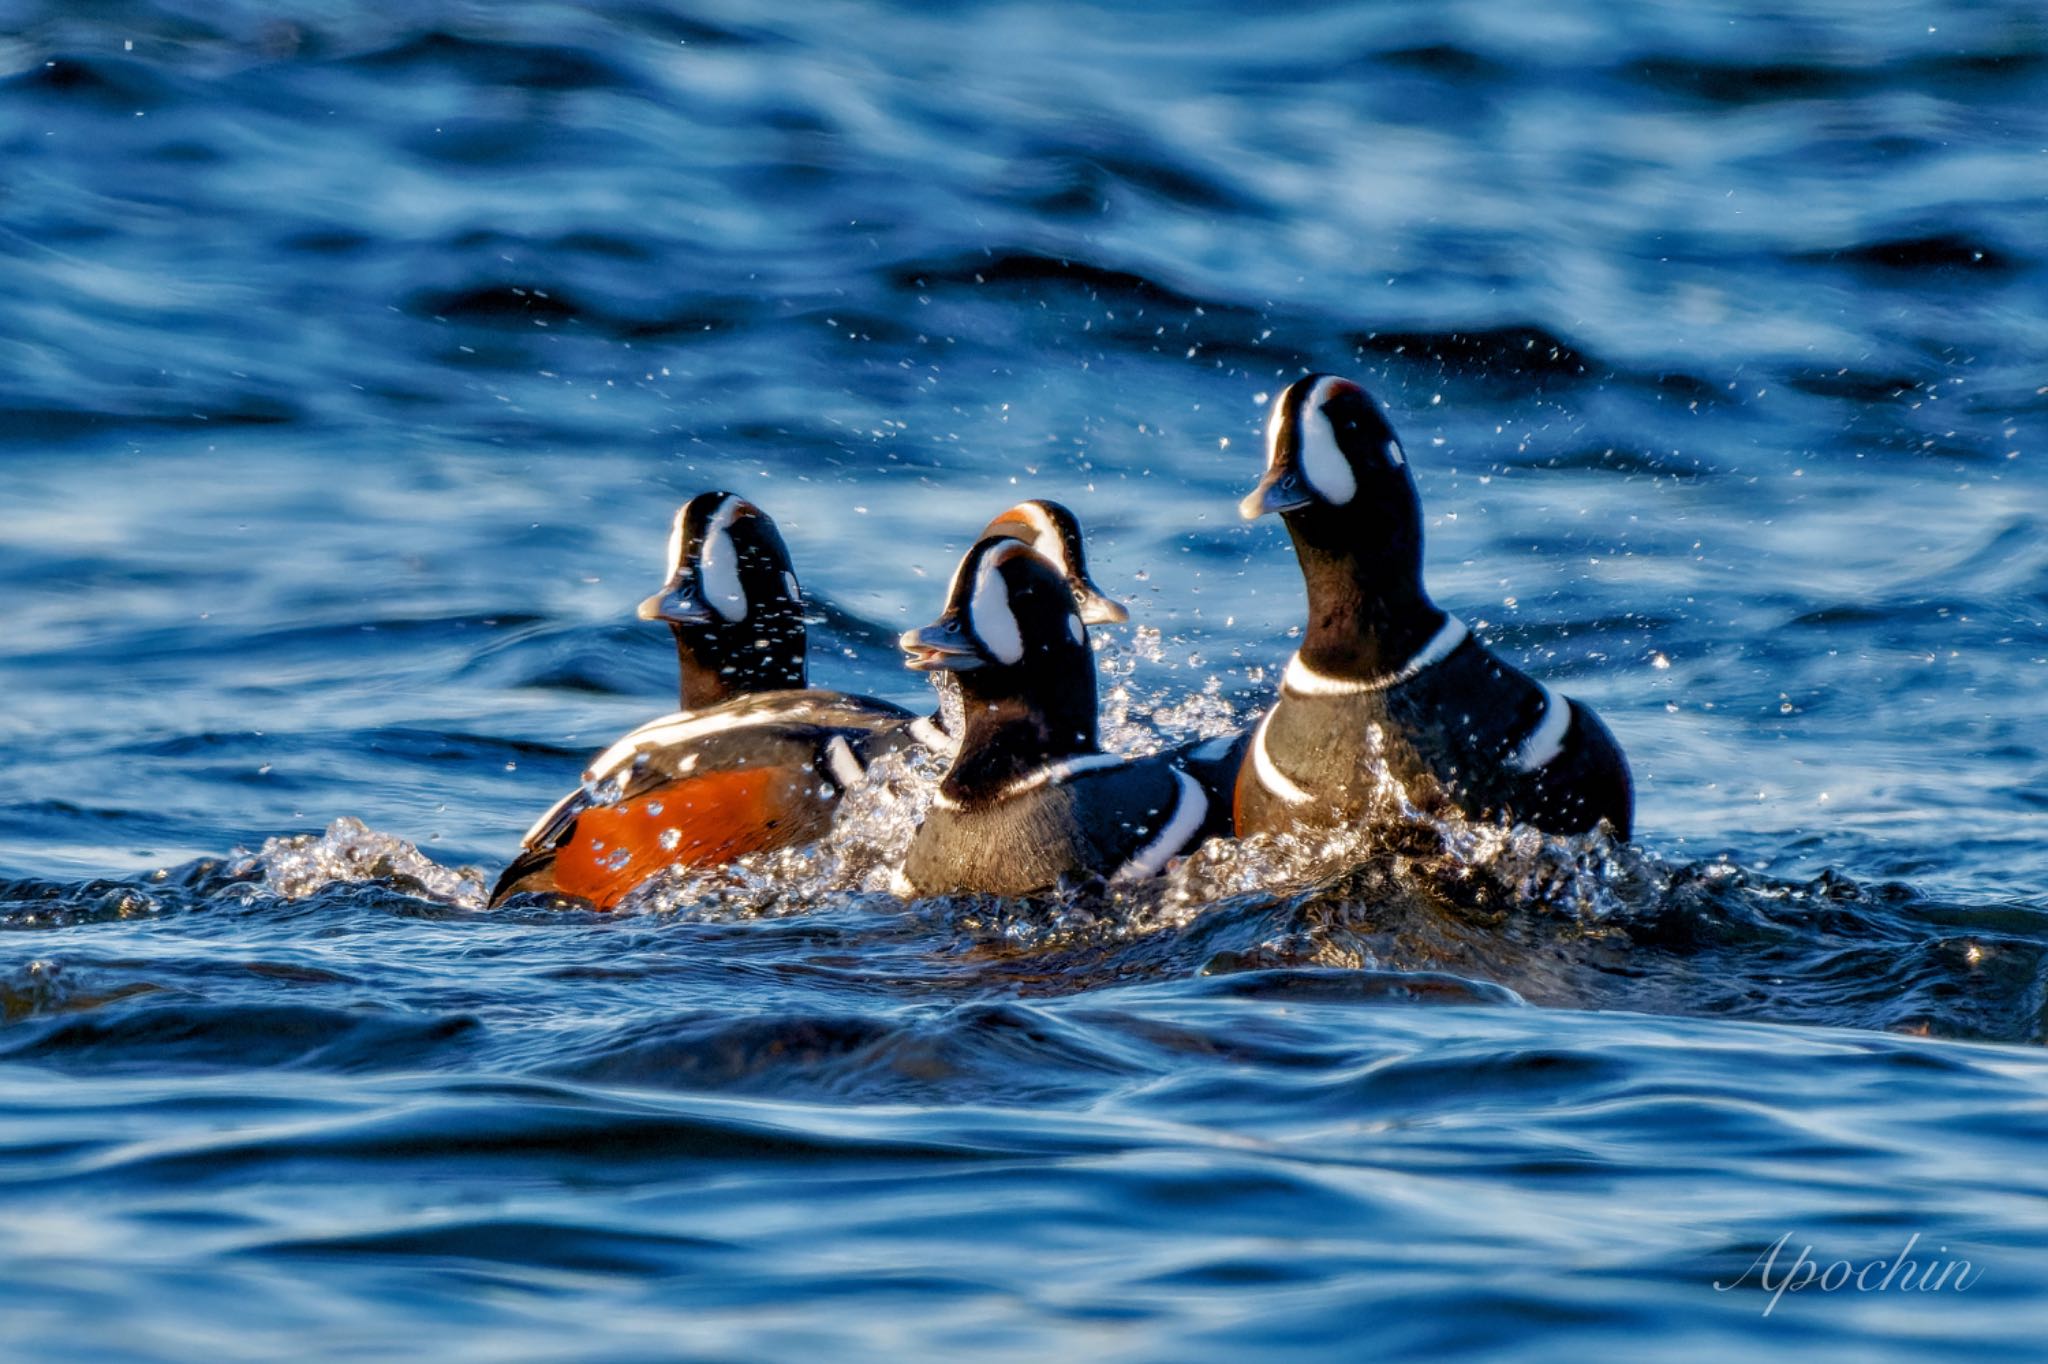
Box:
[824, 735, 864, 789]
[519, 786, 583, 850]
[587, 707, 808, 781]
[1113, 767, 1207, 882]
[907, 715, 952, 751]
[1512, 684, 1573, 771]
[1282, 616, 1468, 697]
[1251, 711, 1314, 805]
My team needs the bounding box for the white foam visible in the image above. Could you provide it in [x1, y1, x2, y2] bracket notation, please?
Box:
[1512, 684, 1573, 771]
[699, 496, 747, 622]
[1281, 616, 1468, 697]
[1112, 767, 1208, 882]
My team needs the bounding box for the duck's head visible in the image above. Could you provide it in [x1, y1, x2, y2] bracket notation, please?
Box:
[638, 491, 806, 709]
[976, 498, 1129, 626]
[901, 535, 1093, 680]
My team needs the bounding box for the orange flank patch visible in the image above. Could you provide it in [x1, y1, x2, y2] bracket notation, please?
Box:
[550, 766, 821, 909]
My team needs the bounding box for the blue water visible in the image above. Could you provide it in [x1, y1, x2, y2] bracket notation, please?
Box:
[5, 1, 2048, 1357]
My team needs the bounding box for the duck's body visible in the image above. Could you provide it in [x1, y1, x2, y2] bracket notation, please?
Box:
[897, 537, 1227, 897]
[492, 495, 1135, 907]
[492, 690, 916, 908]
[1236, 375, 1633, 840]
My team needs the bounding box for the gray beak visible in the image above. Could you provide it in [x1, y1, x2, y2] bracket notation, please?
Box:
[900, 620, 986, 672]
[1240, 466, 1314, 520]
[1072, 581, 1130, 626]
[637, 580, 716, 626]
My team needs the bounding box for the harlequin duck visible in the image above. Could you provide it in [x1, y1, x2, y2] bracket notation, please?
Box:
[490, 689, 918, 908]
[490, 495, 1132, 908]
[635, 491, 807, 709]
[976, 499, 1130, 626]
[490, 492, 925, 909]
[896, 536, 1232, 897]
[981, 499, 1256, 823]
[1236, 374, 1633, 840]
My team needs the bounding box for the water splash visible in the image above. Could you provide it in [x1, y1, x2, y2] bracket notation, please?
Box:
[233, 816, 489, 908]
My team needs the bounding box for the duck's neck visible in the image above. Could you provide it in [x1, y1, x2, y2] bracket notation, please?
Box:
[1285, 517, 1446, 680]
[672, 624, 806, 711]
[942, 673, 1098, 802]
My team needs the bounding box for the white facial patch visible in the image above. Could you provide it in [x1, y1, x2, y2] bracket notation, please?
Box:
[968, 545, 1025, 664]
[1386, 439, 1405, 466]
[1297, 376, 1357, 506]
[699, 496, 747, 623]
[1068, 613, 1085, 646]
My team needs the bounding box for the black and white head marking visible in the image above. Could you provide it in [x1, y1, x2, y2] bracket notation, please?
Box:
[639, 492, 801, 628]
[968, 539, 1026, 664]
[637, 491, 806, 708]
[695, 493, 748, 622]
[901, 536, 1091, 674]
[1242, 374, 1410, 521]
[978, 498, 1129, 626]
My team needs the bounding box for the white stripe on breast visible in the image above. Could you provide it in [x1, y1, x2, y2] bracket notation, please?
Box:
[1282, 616, 1468, 697]
[1112, 767, 1208, 882]
[1250, 711, 1314, 805]
[824, 735, 865, 789]
[907, 715, 952, 751]
[1511, 684, 1573, 771]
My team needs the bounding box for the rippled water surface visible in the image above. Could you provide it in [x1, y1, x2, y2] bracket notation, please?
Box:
[5, 1, 2048, 1358]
